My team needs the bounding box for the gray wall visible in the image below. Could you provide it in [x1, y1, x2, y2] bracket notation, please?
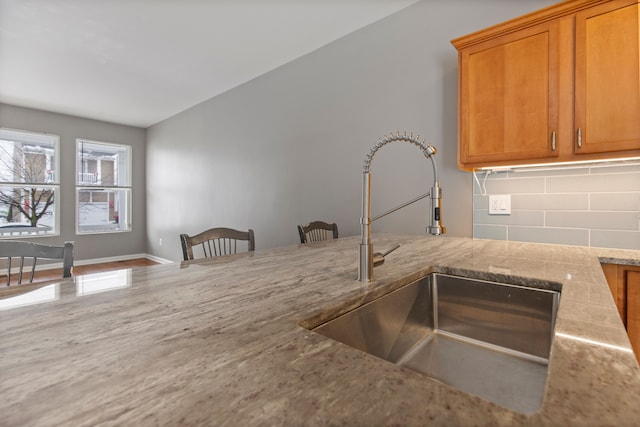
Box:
[474, 163, 640, 250]
[0, 103, 147, 261]
[146, 0, 555, 261]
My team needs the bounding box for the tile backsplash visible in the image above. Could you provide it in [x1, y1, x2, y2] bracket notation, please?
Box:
[473, 162, 640, 250]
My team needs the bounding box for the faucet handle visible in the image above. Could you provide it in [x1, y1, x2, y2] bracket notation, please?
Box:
[373, 243, 401, 267]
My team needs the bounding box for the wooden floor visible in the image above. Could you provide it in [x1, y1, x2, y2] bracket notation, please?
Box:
[73, 258, 159, 275]
[4, 258, 160, 286]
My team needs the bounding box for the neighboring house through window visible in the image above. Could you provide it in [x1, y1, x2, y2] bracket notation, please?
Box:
[76, 139, 131, 234]
[0, 128, 59, 237]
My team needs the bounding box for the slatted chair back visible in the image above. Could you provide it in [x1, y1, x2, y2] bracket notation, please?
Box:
[180, 227, 255, 261]
[0, 240, 74, 286]
[297, 221, 339, 244]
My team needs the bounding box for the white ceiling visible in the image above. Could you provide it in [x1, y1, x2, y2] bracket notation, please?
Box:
[0, 0, 419, 128]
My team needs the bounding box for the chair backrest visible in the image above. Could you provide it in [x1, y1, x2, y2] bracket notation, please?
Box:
[298, 221, 339, 244]
[180, 227, 255, 261]
[0, 240, 74, 286]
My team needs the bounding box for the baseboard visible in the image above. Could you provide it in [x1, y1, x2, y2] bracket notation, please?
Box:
[73, 253, 150, 267]
[143, 254, 173, 264]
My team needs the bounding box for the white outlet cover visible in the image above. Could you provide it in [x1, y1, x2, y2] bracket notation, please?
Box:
[489, 194, 511, 215]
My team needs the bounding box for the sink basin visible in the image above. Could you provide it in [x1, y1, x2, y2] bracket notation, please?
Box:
[308, 273, 560, 414]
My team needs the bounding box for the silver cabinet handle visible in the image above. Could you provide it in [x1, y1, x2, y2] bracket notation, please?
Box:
[577, 127, 582, 149]
[551, 131, 556, 151]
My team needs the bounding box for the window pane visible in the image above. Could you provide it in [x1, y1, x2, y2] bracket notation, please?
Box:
[0, 129, 57, 184]
[0, 186, 56, 236]
[76, 140, 129, 186]
[76, 139, 131, 235]
[0, 129, 58, 238]
[77, 188, 130, 233]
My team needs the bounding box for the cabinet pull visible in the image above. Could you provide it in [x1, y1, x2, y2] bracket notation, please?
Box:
[577, 128, 582, 149]
[551, 131, 556, 151]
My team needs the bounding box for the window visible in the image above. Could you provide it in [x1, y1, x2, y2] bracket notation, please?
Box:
[0, 128, 59, 237]
[76, 139, 131, 234]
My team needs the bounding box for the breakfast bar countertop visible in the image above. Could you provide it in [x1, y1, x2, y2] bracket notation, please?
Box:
[1, 234, 640, 426]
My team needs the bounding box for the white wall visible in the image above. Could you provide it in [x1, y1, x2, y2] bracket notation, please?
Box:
[0, 103, 147, 261]
[146, 0, 557, 261]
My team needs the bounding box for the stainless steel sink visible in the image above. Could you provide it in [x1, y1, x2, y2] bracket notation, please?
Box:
[308, 273, 560, 414]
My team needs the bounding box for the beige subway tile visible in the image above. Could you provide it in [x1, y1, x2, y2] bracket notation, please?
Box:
[547, 173, 640, 193]
[546, 211, 639, 231]
[473, 224, 507, 240]
[508, 226, 589, 246]
[590, 193, 640, 211]
[591, 230, 640, 250]
[511, 193, 588, 210]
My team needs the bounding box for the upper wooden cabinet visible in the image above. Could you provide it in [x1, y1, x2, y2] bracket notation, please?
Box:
[457, 20, 560, 166]
[452, 0, 640, 170]
[575, 1, 640, 154]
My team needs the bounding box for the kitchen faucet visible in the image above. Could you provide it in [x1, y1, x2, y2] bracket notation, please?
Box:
[358, 131, 445, 282]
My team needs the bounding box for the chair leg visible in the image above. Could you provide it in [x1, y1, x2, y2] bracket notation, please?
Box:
[18, 257, 24, 285]
[6, 257, 11, 286]
[30, 258, 37, 283]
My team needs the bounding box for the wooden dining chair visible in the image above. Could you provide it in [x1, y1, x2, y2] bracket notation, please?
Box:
[0, 240, 74, 286]
[180, 227, 255, 261]
[297, 221, 339, 244]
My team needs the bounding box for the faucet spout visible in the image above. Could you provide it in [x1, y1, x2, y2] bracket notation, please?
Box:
[357, 131, 445, 282]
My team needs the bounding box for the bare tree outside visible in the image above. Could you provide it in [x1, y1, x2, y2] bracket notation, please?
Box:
[0, 145, 54, 226]
[0, 131, 57, 235]
[0, 188, 54, 226]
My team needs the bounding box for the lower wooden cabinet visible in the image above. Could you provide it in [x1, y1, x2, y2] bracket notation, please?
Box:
[602, 263, 640, 362]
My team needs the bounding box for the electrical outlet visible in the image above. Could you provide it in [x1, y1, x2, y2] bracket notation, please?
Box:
[489, 194, 511, 215]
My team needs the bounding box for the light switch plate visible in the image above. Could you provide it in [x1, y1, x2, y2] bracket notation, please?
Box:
[489, 194, 511, 215]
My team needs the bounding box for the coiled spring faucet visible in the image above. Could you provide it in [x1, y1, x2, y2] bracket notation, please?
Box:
[358, 131, 445, 282]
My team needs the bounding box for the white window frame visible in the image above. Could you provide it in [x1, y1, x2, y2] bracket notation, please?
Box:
[76, 139, 132, 235]
[0, 128, 60, 239]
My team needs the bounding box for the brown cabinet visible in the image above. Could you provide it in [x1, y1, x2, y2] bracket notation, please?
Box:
[602, 262, 640, 362]
[452, 0, 640, 170]
[575, 1, 640, 155]
[457, 20, 560, 166]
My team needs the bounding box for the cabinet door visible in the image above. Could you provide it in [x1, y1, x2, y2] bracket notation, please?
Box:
[458, 21, 559, 168]
[575, 1, 640, 154]
[602, 263, 640, 363]
[602, 263, 625, 322]
[627, 270, 640, 358]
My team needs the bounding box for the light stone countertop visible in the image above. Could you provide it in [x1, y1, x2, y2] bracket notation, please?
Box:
[1, 234, 640, 426]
